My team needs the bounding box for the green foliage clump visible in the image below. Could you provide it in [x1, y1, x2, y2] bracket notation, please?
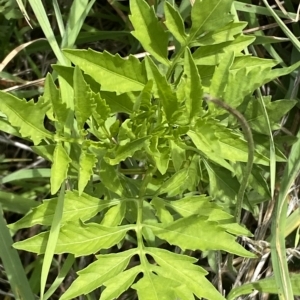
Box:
[1, 0, 300, 299]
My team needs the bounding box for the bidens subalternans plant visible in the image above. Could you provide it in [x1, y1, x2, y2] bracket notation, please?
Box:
[1, 0, 299, 299]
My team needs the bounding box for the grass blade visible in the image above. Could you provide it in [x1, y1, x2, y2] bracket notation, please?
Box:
[271, 129, 300, 300]
[40, 185, 65, 300]
[0, 205, 35, 299]
[234, 1, 299, 20]
[27, 0, 68, 65]
[261, 0, 300, 52]
[43, 254, 75, 300]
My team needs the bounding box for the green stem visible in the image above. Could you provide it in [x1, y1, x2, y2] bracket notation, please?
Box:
[136, 167, 156, 275]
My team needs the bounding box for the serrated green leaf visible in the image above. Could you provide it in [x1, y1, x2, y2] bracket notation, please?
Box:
[78, 150, 98, 195]
[169, 140, 185, 171]
[73, 66, 96, 130]
[147, 248, 225, 300]
[193, 35, 255, 66]
[197, 21, 247, 46]
[133, 273, 178, 300]
[102, 266, 142, 300]
[60, 249, 138, 300]
[13, 221, 131, 256]
[0, 116, 21, 137]
[187, 129, 234, 172]
[156, 168, 189, 197]
[129, 0, 169, 66]
[223, 61, 300, 109]
[133, 80, 153, 112]
[233, 163, 270, 199]
[254, 134, 286, 163]
[169, 194, 229, 217]
[63, 49, 147, 93]
[101, 91, 135, 114]
[186, 155, 200, 191]
[99, 159, 128, 197]
[204, 160, 239, 209]
[190, 119, 269, 166]
[245, 97, 297, 134]
[8, 191, 119, 230]
[183, 48, 203, 121]
[224, 66, 269, 108]
[106, 136, 150, 165]
[31, 144, 55, 162]
[149, 215, 255, 257]
[190, 0, 233, 37]
[232, 55, 277, 70]
[147, 137, 170, 175]
[50, 144, 72, 195]
[118, 119, 135, 143]
[151, 198, 174, 223]
[145, 57, 178, 122]
[0, 91, 52, 144]
[227, 273, 300, 300]
[215, 130, 269, 165]
[164, 2, 187, 45]
[43, 73, 68, 130]
[210, 51, 234, 98]
[173, 285, 195, 300]
[101, 202, 126, 227]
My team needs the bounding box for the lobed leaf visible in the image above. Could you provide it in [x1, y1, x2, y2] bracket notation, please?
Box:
[164, 194, 233, 219]
[50, 143, 72, 195]
[183, 48, 203, 121]
[52, 65, 136, 114]
[60, 249, 138, 300]
[190, 0, 233, 38]
[106, 136, 150, 165]
[145, 57, 178, 122]
[204, 160, 239, 209]
[63, 49, 147, 93]
[147, 247, 226, 300]
[43, 73, 68, 131]
[101, 91, 135, 114]
[146, 137, 170, 175]
[99, 159, 130, 197]
[209, 51, 234, 99]
[132, 273, 178, 300]
[169, 140, 185, 172]
[8, 191, 118, 230]
[101, 202, 126, 227]
[164, 2, 187, 45]
[148, 215, 255, 257]
[101, 266, 142, 300]
[78, 150, 98, 195]
[92, 92, 111, 126]
[129, 0, 169, 66]
[224, 60, 300, 108]
[245, 97, 297, 134]
[197, 21, 248, 46]
[191, 118, 269, 165]
[156, 168, 189, 197]
[151, 198, 174, 223]
[13, 221, 132, 256]
[193, 35, 255, 66]
[187, 129, 234, 172]
[73, 65, 96, 130]
[0, 91, 52, 145]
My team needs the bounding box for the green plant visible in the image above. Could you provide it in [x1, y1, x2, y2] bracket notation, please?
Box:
[1, 0, 300, 299]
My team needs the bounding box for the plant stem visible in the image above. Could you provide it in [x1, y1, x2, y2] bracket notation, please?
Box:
[136, 167, 156, 275]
